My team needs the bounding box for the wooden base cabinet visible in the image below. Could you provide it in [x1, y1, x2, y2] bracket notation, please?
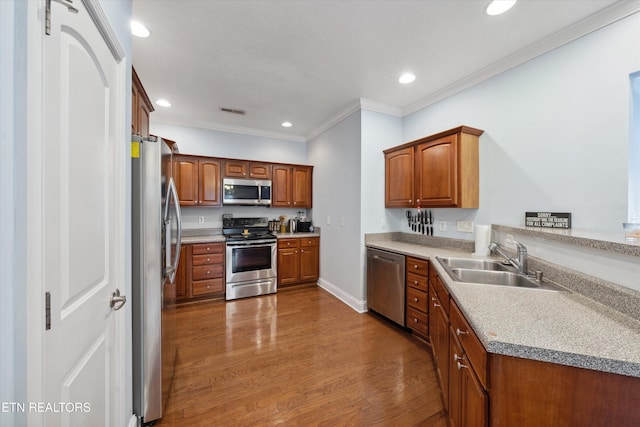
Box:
[175, 242, 225, 302]
[406, 257, 429, 340]
[277, 237, 319, 286]
[428, 271, 450, 410]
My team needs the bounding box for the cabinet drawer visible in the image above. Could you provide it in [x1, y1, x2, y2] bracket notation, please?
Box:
[407, 286, 428, 312]
[278, 238, 299, 249]
[192, 264, 224, 281]
[407, 272, 428, 292]
[192, 242, 224, 255]
[192, 278, 224, 296]
[450, 300, 487, 388]
[406, 257, 428, 276]
[432, 274, 450, 316]
[192, 253, 223, 266]
[406, 307, 428, 336]
[300, 237, 319, 247]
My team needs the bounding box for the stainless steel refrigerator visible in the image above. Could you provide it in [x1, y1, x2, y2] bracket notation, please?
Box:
[132, 135, 182, 425]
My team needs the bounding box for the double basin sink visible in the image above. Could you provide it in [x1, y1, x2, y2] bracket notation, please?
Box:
[437, 257, 565, 291]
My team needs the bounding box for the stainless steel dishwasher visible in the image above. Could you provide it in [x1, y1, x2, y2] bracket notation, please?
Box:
[366, 247, 405, 327]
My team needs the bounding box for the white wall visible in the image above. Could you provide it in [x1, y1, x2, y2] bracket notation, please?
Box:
[630, 71, 640, 222]
[396, 13, 640, 293]
[308, 112, 364, 304]
[150, 122, 311, 227]
[402, 12, 640, 235]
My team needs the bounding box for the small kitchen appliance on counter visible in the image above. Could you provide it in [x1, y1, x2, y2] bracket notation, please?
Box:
[223, 216, 277, 300]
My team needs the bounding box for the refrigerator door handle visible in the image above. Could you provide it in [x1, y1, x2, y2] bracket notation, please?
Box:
[164, 177, 182, 283]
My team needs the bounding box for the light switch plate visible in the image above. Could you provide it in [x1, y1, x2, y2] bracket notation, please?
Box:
[439, 221, 447, 231]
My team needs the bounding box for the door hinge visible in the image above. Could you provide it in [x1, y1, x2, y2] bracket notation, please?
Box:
[45, 0, 79, 35]
[45, 292, 51, 330]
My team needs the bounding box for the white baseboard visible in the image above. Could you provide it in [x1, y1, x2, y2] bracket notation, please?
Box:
[317, 277, 368, 313]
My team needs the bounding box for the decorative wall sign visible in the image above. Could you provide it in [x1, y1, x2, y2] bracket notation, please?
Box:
[525, 212, 571, 229]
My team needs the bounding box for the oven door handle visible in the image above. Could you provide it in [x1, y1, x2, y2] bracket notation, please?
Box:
[226, 239, 276, 247]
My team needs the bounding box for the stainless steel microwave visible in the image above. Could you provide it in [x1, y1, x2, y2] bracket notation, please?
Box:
[223, 178, 272, 206]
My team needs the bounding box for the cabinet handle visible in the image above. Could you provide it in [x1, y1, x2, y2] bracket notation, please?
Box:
[454, 353, 465, 362]
[457, 361, 469, 370]
[413, 297, 419, 302]
[431, 297, 437, 302]
[433, 302, 440, 308]
[456, 328, 469, 336]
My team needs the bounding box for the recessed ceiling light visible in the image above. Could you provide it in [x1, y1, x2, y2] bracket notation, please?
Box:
[486, 0, 517, 16]
[281, 122, 292, 128]
[399, 73, 416, 84]
[131, 21, 151, 38]
[155, 99, 171, 107]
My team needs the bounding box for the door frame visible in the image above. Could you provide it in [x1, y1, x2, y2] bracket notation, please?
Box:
[24, 1, 130, 425]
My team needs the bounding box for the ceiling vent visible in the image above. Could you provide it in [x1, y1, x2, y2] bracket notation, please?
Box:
[220, 107, 246, 115]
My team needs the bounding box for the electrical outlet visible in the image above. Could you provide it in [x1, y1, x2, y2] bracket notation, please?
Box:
[198, 216, 205, 224]
[439, 221, 447, 231]
[457, 220, 473, 233]
[380, 218, 386, 228]
[326, 216, 331, 225]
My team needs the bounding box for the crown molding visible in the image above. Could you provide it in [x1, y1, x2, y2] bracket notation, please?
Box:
[306, 98, 401, 141]
[151, 118, 307, 143]
[403, 0, 640, 116]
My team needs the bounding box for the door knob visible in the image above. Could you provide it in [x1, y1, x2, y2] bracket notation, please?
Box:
[110, 289, 127, 311]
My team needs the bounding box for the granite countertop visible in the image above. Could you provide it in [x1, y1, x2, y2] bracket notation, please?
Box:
[366, 240, 640, 378]
[275, 232, 321, 239]
[179, 229, 320, 243]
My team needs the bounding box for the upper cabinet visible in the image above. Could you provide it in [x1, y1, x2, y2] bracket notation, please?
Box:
[384, 126, 483, 209]
[272, 164, 313, 208]
[174, 155, 221, 207]
[223, 160, 272, 180]
[131, 67, 154, 137]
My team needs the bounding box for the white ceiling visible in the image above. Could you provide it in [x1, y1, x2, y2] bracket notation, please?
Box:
[132, 0, 638, 142]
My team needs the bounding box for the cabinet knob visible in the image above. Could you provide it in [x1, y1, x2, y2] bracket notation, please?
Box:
[206, 285, 211, 289]
[413, 297, 419, 302]
[206, 258, 211, 262]
[413, 318, 418, 323]
[206, 247, 211, 251]
[206, 270, 211, 275]
[414, 280, 418, 285]
[409, 199, 412, 204]
[414, 265, 418, 269]
[454, 353, 465, 362]
[457, 362, 469, 370]
[301, 249, 304, 253]
[456, 328, 469, 336]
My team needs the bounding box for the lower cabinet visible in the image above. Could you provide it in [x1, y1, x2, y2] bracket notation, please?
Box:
[428, 270, 450, 411]
[175, 242, 225, 302]
[406, 257, 429, 340]
[277, 237, 319, 287]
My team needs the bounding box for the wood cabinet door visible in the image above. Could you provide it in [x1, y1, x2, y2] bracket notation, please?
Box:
[224, 160, 248, 178]
[385, 147, 414, 207]
[292, 166, 312, 208]
[432, 292, 450, 410]
[175, 244, 190, 300]
[272, 165, 292, 207]
[415, 135, 458, 207]
[138, 100, 151, 137]
[461, 359, 488, 427]
[131, 84, 139, 135]
[249, 162, 271, 179]
[299, 243, 319, 282]
[449, 329, 463, 427]
[277, 247, 299, 285]
[199, 158, 221, 206]
[175, 156, 199, 206]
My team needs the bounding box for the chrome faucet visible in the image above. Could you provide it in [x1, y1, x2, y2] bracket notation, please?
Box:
[488, 241, 528, 274]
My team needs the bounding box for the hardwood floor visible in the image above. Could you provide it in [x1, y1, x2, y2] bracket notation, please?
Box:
[157, 285, 446, 426]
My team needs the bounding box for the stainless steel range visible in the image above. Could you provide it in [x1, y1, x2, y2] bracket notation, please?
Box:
[223, 216, 277, 300]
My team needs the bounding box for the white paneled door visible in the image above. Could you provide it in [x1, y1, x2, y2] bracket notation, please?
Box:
[41, 0, 126, 425]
